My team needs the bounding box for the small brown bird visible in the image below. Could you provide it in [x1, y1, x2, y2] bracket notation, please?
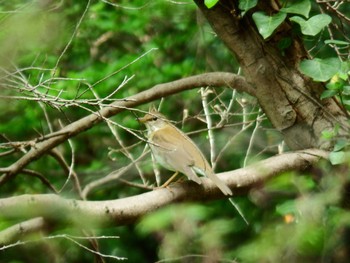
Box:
[139, 107, 232, 195]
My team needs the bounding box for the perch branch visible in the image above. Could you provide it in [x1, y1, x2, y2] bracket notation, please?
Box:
[0, 150, 327, 231]
[0, 217, 46, 245]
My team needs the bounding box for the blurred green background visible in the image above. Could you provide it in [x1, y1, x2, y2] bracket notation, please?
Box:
[1, 0, 350, 262]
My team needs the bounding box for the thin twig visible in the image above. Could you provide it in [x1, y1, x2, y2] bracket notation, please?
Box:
[81, 150, 150, 199]
[201, 87, 216, 168]
[0, 234, 126, 260]
[214, 120, 256, 165]
[243, 110, 264, 167]
[20, 169, 58, 193]
[49, 148, 83, 198]
[88, 81, 147, 186]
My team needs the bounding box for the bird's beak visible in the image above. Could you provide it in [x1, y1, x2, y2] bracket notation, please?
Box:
[138, 114, 153, 124]
[138, 116, 147, 123]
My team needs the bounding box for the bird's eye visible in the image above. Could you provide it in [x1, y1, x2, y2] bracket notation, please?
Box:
[152, 117, 158, 121]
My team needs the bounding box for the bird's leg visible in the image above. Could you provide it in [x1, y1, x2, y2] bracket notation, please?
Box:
[160, 171, 179, 188]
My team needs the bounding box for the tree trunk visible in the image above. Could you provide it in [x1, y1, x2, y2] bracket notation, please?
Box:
[194, 0, 348, 150]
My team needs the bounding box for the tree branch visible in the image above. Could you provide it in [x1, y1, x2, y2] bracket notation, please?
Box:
[1, 72, 253, 182]
[0, 150, 327, 230]
[0, 217, 46, 246]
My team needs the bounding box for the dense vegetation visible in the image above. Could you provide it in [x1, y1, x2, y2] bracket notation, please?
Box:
[0, 0, 349, 262]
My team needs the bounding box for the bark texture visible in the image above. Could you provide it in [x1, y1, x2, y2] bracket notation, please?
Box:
[194, 0, 348, 150]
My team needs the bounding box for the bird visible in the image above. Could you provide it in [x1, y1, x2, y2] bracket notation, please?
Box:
[139, 106, 232, 196]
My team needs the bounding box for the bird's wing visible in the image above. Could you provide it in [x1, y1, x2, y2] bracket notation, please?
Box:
[150, 125, 202, 184]
[150, 125, 193, 162]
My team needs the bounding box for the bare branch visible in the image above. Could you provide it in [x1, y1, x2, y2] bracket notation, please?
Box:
[81, 150, 150, 199]
[49, 148, 83, 198]
[243, 109, 264, 167]
[20, 169, 58, 193]
[0, 231, 125, 260]
[0, 150, 327, 228]
[1, 72, 252, 180]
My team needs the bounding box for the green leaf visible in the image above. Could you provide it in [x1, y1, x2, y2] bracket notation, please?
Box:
[239, 0, 258, 16]
[326, 77, 345, 91]
[320, 90, 338, 99]
[334, 139, 348, 152]
[338, 72, 349, 81]
[252, 11, 287, 39]
[299, 57, 341, 82]
[340, 61, 350, 80]
[342, 86, 350, 95]
[321, 129, 335, 140]
[276, 200, 296, 216]
[204, 0, 219, 8]
[290, 14, 332, 36]
[325, 39, 350, 46]
[280, 0, 311, 18]
[329, 151, 347, 165]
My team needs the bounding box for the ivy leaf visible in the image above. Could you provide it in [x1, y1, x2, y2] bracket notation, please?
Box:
[342, 86, 350, 95]
[204, 0, 219, 9]
[340, 61, 350, 79]
[252, 11, 287, 39]
[320, 90, 338, 100]
[299, 58, 341, 82]
[333, 139, 348, 152]
[290, 14, 332, 36]
[326, 74, 345, 91]
[239, 0, 258, 16]
[322, 130, 335, 140]
[329, 151, 347, 165]
[280, 0, 311, 18]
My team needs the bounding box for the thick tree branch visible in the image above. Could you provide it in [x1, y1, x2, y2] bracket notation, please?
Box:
[0, 217, 46, 246]
[0, 150, 327, 231]
[194, 0, 348, 150]
[1, 72, 252, 182]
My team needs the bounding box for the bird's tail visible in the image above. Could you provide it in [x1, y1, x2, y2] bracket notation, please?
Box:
[206, 171, 232, 196]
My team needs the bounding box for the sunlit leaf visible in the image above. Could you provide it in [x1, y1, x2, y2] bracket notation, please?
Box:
[340, 61, 350, 79]
[290, 14, 332, 36]
[252, 11, 287, 39]
[321, 129, 335, 140]
[299, 58, 341, 82]
[329, 151, 347, 165]
[342, 86, 350, 95]
[280, 0, 311, 18]
[204, 0, 219, 8]
[276, 200, 296, 216]
[326, 76, 345, 91]
[239, 0, 258, 16]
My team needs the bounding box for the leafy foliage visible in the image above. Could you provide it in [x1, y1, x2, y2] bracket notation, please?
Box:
[280, 0, 311, 18]
[290, 14, 332, 36]
[0, 0, 350, 262]
[204, 0, 219, 9]
[252, 11, 287, 39]
[238, 0, 258, 16]
[299, 57, 341, 82]
[249, 0, 333, 41]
